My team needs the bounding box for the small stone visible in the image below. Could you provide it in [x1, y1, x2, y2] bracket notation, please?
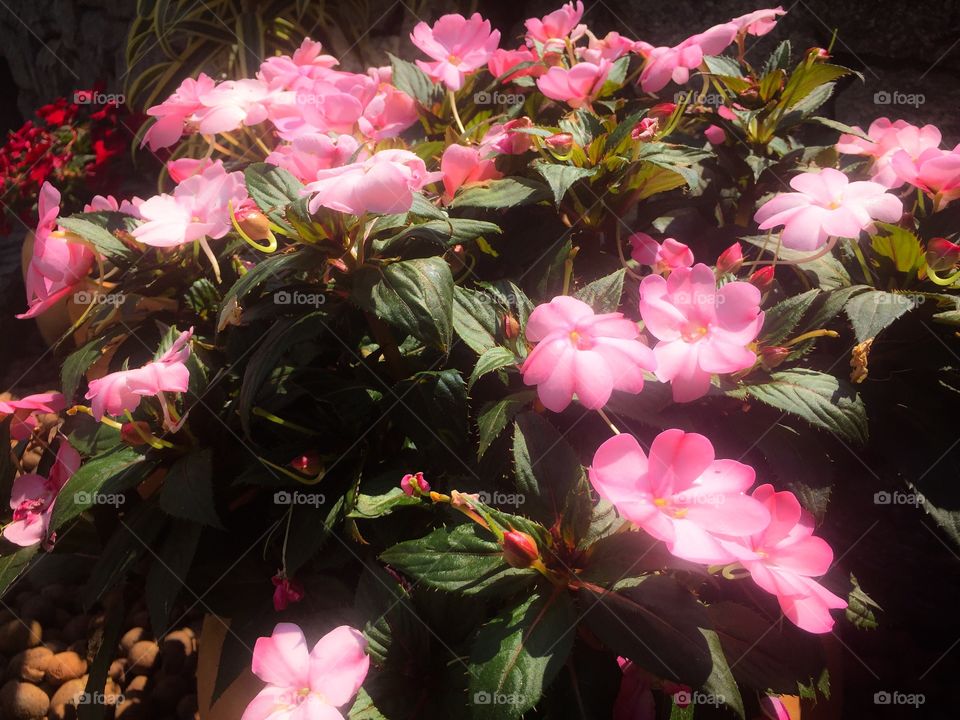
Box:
[0, 619, 42, 655]
[7, 646, 53, 682]
[119, 628, 145, 657]
[47, 678, 86, 720]
[0, 679, 50, 719]
[44, 651, 88, 685]
[126, 640, 159, 675]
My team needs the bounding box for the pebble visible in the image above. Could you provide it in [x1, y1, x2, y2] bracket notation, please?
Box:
[0, 679, 50, 719]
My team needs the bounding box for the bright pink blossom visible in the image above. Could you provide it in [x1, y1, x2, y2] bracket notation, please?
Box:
[243, 623, 369, 720]
[480, 118, 534, 156]
[639, 264, 763, 402]
[83, 194, 140, 215]
[754, 168, 903, 250]
[303, 149, 441, 216]
[836, 118, 942, 188]
[731, 7, 786, 37]
[589, 430, 770, 564]
[629, 233, 694, 272]
[537, 60, 611, 109]
[631, 117, 659, 142]
[410, 13, 501, 91]
[85, 329, 193, 424]
[579, 31, 643, 63]
[440, 143, 502, 202]
[400, 471, 430, 496]
[760, 696, 792, 720]
[0, 392, 66, 442]
[142, 73, 217, 150]
[19, 182, 95, 319]
[133, 162, 249, 247]
[488, 47, 543, 82]
[891, 146, 960, 204]
[266, 133, 363, 183]
[258, 38, 339, 90]
[358, 78, 418, 140]
[705, 124, 727, 145]
[520, 296, 656, 412]
[271, 574, 305, 612]
[166, 157, 214, 184]
[195, 79, 279, 135]
[268, 70, 376, 138]
[3, 441, 80, 547]
[525, 1, 586, 55]
[718, 484, 847, 633]
[639, 23, 738, 94]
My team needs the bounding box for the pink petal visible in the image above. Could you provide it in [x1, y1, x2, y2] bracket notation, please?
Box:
[572, 349, 616, 409]
[251, 623, 310, 688]
[646, 428, 714, 495]
[653, 340, 712, 402]
[526, 296, 594, 340]
[308, 626, 369, 706]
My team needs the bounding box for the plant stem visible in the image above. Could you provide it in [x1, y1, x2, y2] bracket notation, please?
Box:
[448, 89, 466, 134]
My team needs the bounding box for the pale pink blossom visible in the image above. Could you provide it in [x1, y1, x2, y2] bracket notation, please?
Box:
[133, 162, 249, 248]
[167, 157, 214, 184]
[487, 47, 543, 82]
[589, 430, 770, 564]
[480, 118, 534, 156]
[266, 133, 363, 183]
[142, 73, 216, 150]
[537, 59, 611, 109]
[85, 329, 193, 424]
[731, 7, 786, 37]
[754, 167, 903, 250]
[0, 392, 66, 442]
[83, 194, 140, 216]
[18, 182, 95, 319]
[268, 70, 376, 138]
[358, 80, 418, 140]
[891, 146, 960, 205]
[525, 1, 586, 55]
[520, 296, 656, 412]
[718, 484, 847, 633]
[3, 441, 80, 547]
[440, 143, 502, 202]
[639, 264, 763, 402]
[639, 23, 738, 94]
[258, 38, 339, 90]
[196, 78, 283, 135]
[629, 233, 694, 273]
[410, 13, 501, 91]
[303, 149, 441, 216]
[243, 623, 368, 720]
[579, 31, 643, 63]
[836, 118, 942, 187]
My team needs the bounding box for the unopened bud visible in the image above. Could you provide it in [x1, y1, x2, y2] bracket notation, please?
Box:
[503, 313, 520, 340]
[236, 207, 272, 241]
[808, 47, 830, 61]
[760, 346, 790, 370]
[545, 132, 574, 152]
[926, 237, 960, 272]
[290, 451, 323, 476]
[502, 531, 539, 568]
[631, 117, 659, 142]
[716, 242, 743, 274]
[748, 265, 775, 293]
[400, 471, 430, 497]
[121, 421, 153, 446]
[649, 102, 676, 120]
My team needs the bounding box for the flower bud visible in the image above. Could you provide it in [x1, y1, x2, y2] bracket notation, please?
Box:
[121, 421, 153, 446]
[760, 346, 790, 370]
[400, 471, 430, 497]
[631, 117, 659, 142]
[271, 573, 305, 612]
[926, 237, 960, 272]
[235, 207, 272, 241]
[502, 531, 539, 568]
[544, 132, 574, 152]
[716, 242, 743, 274]
[290, 451, 323, 476]
[649, 102, 676, 120]
[748, 265, 775, 293]
[503, 313, 520, 340]
[808, 47, 830, 62]
[704, 124, 726, 145]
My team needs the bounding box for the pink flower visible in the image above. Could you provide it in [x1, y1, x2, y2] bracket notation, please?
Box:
[836, 118, 942, 188]
[718, 485, 847, 633]
[258, 38, 339, 89]
[579, 31, 643, 63]
[358, 80, 418, 140]
[629, 233, 694, 273]
[631, 117, 659, 142]
[243, 623, 369, 720]
[133, 162, 249, 247]
[410, 13, 501, 91]
[731, 7, 786, 37]
[303, 149, 441, 216]
[3, 441, 80, 547]
[85, 329, 193, 425]
[83, 194, 140, 216]
[480, 118, 534, 156]
[266, 133, 363, 183]
[18, 183, 95, 319]
[589, 430, 770, 564]
[142, 73, 217, 150]
[520, 296, 656, 412]
[440, 144, 502, 202]
[525, 2, 586, 54]
[195, 79, 279, 135]
[166, 157, 214, 184]
[536, 60, 611, 109]
[754, 168, 903, 250]
[271, 574, 305, 612]
[716, 242, 744, 274]
[760, 696, 792, 720]
[639, 23, 738, 94]
[705, 124, 727, 145]
[639, 264, 763, 402]
[400, 472, 430, 496]
[0, 392, 66, 442]
[488, 47, 543, 82]
[613, 658, 655, 720]
[269, 70, 376, 138]
[891, 146, 960, 204]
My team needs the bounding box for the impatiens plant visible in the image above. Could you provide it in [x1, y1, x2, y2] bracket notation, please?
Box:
[4, 3, 960, 718]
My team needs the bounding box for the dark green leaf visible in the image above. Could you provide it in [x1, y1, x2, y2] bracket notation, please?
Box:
[348, 487, 422, 518]
[453, 286, 500, 355]
[388, 52, 440, 105]
[477, 392, 534, 458]
[533, 161, 597, 205]
[159, 449, 222, 527]
[244, 162, 304, 232]
[760, 289, 820, 344]
[844, 289, 920, 341]
[59, 213, 136, 263]
[450, 178, 551, 210]
[51, 448, 147, 532]
[469, 347, 517, 391]
[574, 269, 625, 313]
[513, 412, 584, 524]
[145, 520, 202, 632]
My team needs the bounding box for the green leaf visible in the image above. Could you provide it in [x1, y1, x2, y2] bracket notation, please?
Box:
[145, 519, 202, 632]
[574, 269, 625, 313]
[159, 449, 222, 527]
[380, 523, 537, 596]
[58, 213, 136, 263]
[729, 369, 867, 444]
[0, 546, 37, 600]
[468, 591, 577, 720]
[807, 116, 871, 139]
[782, 63, 853, 109]
[845, 573, 881, 630]
[51, 447, 148, 532]
[450, 178, 551, 210]
[388, 52, 439, 105]
[348, 487, 422, 518]
[453, 286, 500, 354]
[513, 412, 584, 524]
[844, 289, 920, 342]
[579, 531, 685, 585]
[469, 347, 517, 391]
[244, 162, 304, 232]
[349, 688, 388, 719]
[533, 161, 597, 205]
[762, 40, 791, 75]
[217, 249, 319, 328]
[870, 223, 925, 275]
[61, 334, 114, 401]
[352, 258, 454, 351]
[760, 289, 820, 344]
[394, 369, 470, 460]
[476, 392, 534, 458]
